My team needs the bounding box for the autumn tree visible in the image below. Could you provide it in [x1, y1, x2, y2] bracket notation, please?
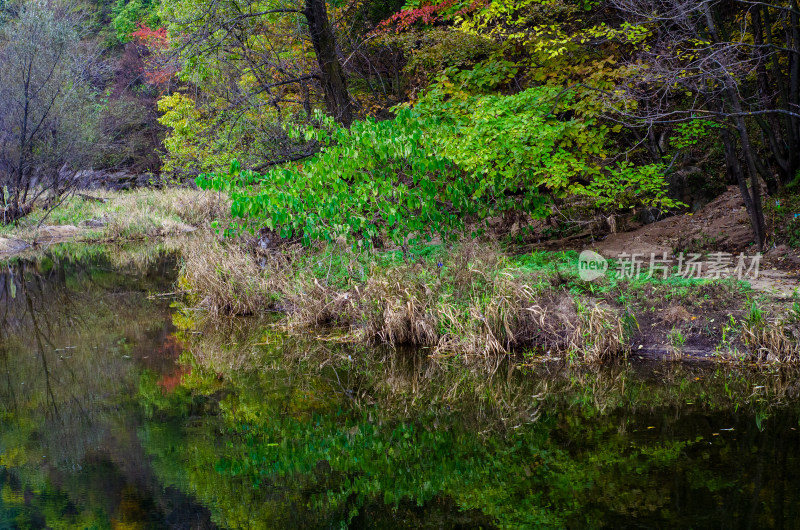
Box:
[151, 0, 360, 175]
[0, 0, 99, 224]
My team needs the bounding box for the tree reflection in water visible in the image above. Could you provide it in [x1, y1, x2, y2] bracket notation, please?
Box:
[2, 244, 800, 528]
[0, 245, 214, 528]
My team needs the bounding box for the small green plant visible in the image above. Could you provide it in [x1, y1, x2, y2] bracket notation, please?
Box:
[782, 218, 800, 248]
[787, 301, 800, 324]
[668, 327, 686, 349]
[745, 302, 765, 328]
[721, 314, 739, 347]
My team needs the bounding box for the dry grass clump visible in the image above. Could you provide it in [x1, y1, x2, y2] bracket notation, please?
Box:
[177, 236, 629, 362]
[178, 234, 281, 316]
[574, 304, 629, 362]
[737, 302, 800, 362]
[364, 266, 441, 348]
[276, 241, 629, 362]
[741, 319, 800, 362]
[284, 277, 360, 328]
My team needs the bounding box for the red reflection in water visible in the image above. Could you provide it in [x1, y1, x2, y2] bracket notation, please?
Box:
[152, 333, 190, 393]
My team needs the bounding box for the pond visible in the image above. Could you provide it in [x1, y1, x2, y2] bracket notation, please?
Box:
[1, 243, 800, 529]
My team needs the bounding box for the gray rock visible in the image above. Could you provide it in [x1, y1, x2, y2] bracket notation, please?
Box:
[0, 238, 30, 254]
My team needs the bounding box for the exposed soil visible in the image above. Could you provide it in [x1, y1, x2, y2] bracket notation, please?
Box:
[567, 186, 800, 362]
[581, 186, 800, 298]
[591, 186, 755, 258]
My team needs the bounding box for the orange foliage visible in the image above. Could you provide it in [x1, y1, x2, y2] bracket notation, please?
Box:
[131, 24, 177, 88]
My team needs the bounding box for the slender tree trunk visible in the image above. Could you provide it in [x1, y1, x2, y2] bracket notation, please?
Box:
[704, 5, 767, 251]
[752, 8, 790, 189]
[721, 126, 767, 252]
[304, 0, 353, 126]
[730, 101, 768, 252]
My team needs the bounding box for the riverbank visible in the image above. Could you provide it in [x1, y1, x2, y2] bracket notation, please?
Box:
[179, 232, 800, 364]
[2, 188, 799, 364]
[5, 242, 800, 528]
[0, 188, 227, 255]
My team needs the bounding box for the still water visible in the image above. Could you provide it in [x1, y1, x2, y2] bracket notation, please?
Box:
[1, 243, 800, 529]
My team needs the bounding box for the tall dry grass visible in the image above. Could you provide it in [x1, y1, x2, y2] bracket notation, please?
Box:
[741, 319, 800, 362]
[263, 241, 629, 361]
[178, 234, 285, 316]
[178, 233, 630, 362]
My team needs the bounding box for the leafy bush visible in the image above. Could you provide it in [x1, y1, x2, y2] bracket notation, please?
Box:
[767, 193, 800, 248]
[198, 85, 678, 247]
[112, 0, 161, 43]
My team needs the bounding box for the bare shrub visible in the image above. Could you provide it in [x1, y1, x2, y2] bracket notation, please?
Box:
[0, 1, 101, 224]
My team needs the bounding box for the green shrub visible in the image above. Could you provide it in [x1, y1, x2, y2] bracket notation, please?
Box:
[199, 85, 678, 248]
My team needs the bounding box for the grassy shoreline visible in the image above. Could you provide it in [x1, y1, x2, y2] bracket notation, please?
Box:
[0, 188, 228, 245]
[2, 188, 797, 364]
[178, 230, 797, 364]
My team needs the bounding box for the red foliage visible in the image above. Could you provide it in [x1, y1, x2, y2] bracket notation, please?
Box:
[375, 0, 487, 33]
[131, 24, 176, 87]
[132, 23, 169, 50]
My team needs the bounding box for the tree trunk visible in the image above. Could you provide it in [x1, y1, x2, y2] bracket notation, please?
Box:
[704, 1, 768, 252]
[304, 0, 353, 127]
[721, 126, 767, 252]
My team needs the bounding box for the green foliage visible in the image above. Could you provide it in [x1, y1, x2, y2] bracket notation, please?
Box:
[670, 119, 722, 151]
[199, 83, 677, 247]
[746, 302, 765, 328]
[381, 27, 499, 83]
[111, 0, 161, 43]
[767, 193, 800, 248]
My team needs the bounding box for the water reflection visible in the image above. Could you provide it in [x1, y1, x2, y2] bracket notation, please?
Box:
[0, 244, 215, 528]
[1, 245, 800, 528]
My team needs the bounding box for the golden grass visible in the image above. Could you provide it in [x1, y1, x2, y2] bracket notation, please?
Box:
[178, 234, 281, 317]
[1, 188, 231, 242]
[741, 319, 800, 362]
[225, 241, 632, 362]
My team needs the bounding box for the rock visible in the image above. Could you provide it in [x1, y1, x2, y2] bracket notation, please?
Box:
[639, 207, 665, 225]
[37, 225, 83, 242]
[75, 169, 152, 191]
[0, 237, 30, 255]
[766, 244, 790, 259]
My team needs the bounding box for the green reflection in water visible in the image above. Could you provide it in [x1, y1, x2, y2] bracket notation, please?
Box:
[1, 242, 213, 529]
[139, 311, 800, 528]
[2, 243, 800, 529]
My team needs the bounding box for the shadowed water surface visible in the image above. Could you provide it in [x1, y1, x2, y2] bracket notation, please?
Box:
[1, 244, 800, 529]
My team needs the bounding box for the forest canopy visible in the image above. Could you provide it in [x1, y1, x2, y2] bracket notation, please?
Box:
[1, 0, 798, 252]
